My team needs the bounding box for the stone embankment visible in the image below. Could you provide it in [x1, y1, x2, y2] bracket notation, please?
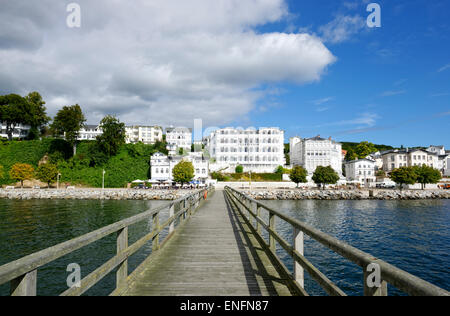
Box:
[1, 188, 449, 201]
[0, 189, 196, 200]
[242, 189, 450, 200]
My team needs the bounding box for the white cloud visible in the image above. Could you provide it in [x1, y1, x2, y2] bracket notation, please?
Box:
[380, 90, 407, 97]
[0, 0, 336, 127]
[438, 63, 450, 73]
[319, 14, 366, 44]
[317, 112, 379, 128]
[312, 97, 334, 105]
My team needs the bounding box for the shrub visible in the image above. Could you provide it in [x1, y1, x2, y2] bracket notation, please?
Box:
[235, 165, 244, 174]
[36, 163, 59, 188]
[391, 167, 417, 190]
[290, 166, 307, 187]
[9, 163, 35, 187]
[172, 160, 195, 185]
[312, 166, 339, 189]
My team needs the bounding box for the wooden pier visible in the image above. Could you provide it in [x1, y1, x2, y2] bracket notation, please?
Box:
[114, 191, 293, 296]
[0, 187, 448, 296]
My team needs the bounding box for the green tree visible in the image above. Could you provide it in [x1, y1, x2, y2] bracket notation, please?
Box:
[312, 166, 340, 189]
[345, 148, 358, 161]
[50, 105, 86, 156]
[284, 144, 290, 165]
[0, 94, 31, 141]
[0, 165, 4, 180]
[376, 170, 386, 178]
[355, 141, 377, 159]
[25, 92, 51, 140]
[413, 165, 442, 190]
[235, 165, 244, 174]
[9, 163, 35, 188]
[290, 166, 308, 188]
[36, 163, 59, 188]
[390, 167, 417, 190]
[172, 160, 195, 185]
[96, 115, 126, 157]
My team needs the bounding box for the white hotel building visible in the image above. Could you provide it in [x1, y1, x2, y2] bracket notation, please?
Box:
[0, 122, 30, 139]
[290, 135, 343, 176]
[78, 125, 103, 141]
[204, 127, 285, 173]
[150, 152, 209, 183]
[381, 148, 439, 173]
[166, 127, 192, 154]
[125, 126, 163, 144]
[344, 159, 377, 187]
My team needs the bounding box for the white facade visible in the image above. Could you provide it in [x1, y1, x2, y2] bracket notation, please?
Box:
[125, 126, 163, 144]
[290, 135, 343, 176]
[426, 145, 449, 175]
[344, 159, 377, 187]
[0, 122, 30, 139]
[382, 149, 439, 172]
[426, 145, 446, 156]
[150, 152, 209, 183]
[78, 125, 103, 141]
[205, 127, 285, 173]
[166, 127, 192, 151]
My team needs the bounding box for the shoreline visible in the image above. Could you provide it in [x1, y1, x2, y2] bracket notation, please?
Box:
[0, 188, 449, 200]
[0, 188, 196, 201]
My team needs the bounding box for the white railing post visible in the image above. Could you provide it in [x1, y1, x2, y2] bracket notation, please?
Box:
[10, 270, 37, 296]
[294, 227, 304, 288]
[116, 227, 128, 289]
[169, 203, 175, 234]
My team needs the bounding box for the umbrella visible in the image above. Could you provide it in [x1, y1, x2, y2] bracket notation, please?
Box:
[132, 180, 145, 183]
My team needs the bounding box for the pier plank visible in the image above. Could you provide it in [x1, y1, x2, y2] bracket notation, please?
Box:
[118, 191, 293, 296]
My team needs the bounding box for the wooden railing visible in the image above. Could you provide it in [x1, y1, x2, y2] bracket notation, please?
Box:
[0, 187, 214, 296]
[225, 186, 449, 296]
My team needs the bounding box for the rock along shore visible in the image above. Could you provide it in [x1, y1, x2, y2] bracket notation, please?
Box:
[1, 188, 449, 200]
[241, 189, 450, 200]
[0, 189, 197, 200]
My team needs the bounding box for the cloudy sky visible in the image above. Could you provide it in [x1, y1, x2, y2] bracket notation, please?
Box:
[1, 0, 449, 147]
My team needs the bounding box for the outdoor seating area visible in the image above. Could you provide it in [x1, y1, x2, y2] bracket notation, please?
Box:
[131, 179, 207, 190]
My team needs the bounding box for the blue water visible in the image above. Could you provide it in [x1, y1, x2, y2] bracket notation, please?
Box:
[0, 198, 449, 296]
[262, 199, 450, 296]
[0, 199, 168, 296]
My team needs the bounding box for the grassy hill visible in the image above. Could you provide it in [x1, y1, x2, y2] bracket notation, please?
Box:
[0, 139, 163, 188]
[340, 142, 394, 152]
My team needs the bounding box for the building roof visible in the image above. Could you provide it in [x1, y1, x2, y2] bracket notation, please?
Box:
[83, 124, 100, 130]
[381, 148, 439, 156]
[344, 158, 376, 165]
[166, 127, 193, 133]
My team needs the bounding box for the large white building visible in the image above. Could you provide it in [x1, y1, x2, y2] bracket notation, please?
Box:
[125, 126, 163, 144]
[204, 127, 285, 173]
[166, 127, 192, 153]
[344, 159, 377, 187]
[0, 122, 30, 139]
[381, 148, 439, 173]
[78, 125, 103, 141]
[426, 145, 450, 175]
[290, 135, 343, 176]
[150, 152, 209, 183]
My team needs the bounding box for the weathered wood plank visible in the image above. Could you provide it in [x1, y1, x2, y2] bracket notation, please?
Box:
[118, 191, 293, 296]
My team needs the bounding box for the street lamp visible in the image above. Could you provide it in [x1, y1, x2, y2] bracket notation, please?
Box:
[102, 169, 106, 190]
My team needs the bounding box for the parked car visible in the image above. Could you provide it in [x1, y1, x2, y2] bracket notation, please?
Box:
[376, 182, 396, 189]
